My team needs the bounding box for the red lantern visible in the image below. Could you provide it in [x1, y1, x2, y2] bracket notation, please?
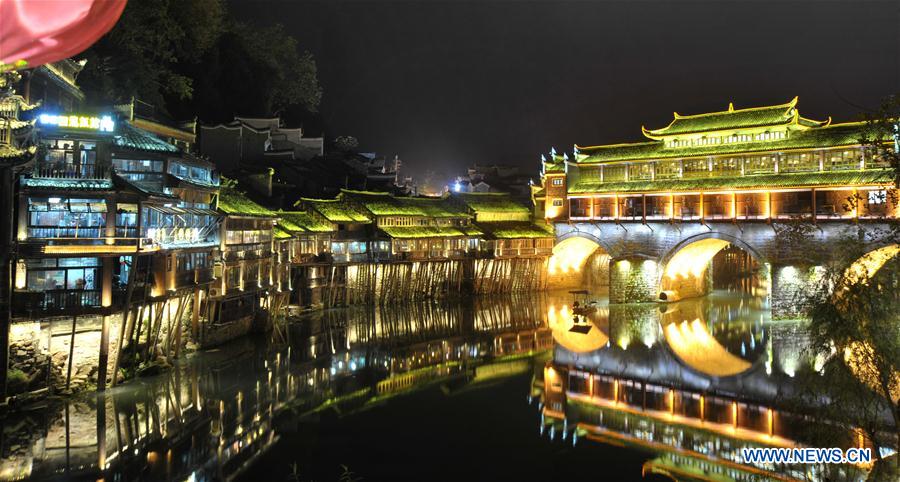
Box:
[0, 0, 127, 71]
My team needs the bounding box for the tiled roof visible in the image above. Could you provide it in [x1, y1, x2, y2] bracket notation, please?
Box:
[577, 122, 876, 164]
[114, 122, 179, 153]
[218, 188, 277, 217]
[341, 190, 468, 218]
[305, 199, 372, 223]
[277, 211, 333, 233]
[452, 192, 531, 222]
[379, 225, 483, 239]
[643, 98, 802, 137]
[477, 221, 554, 239]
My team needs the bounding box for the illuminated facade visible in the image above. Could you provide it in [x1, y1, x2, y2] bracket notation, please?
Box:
[535, 98, 897, 305]
[535, 97, 895, 223]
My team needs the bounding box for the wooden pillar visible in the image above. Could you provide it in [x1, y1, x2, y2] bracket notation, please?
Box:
[191, 287, 201, 340]
[811, 188, 817, 224]
[641, 194, 647, 223]
[97, 315, 109, 391]
[699, 192, 705, 221]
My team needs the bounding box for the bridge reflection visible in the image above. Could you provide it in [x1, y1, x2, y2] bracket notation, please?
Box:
[539, 291, 873, 481]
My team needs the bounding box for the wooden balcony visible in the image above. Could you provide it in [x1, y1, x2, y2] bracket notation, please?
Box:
[12, 288, 126, 317]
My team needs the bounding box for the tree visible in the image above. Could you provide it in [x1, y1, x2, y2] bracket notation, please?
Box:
[76, 0, 321, 123]
[77, 0, 225, 106]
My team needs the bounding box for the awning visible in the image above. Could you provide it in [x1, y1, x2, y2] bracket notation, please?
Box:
[181, 207, 221, 216]
[148, 205, 186, 215]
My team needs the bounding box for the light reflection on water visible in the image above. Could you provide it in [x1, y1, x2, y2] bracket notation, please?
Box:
[0, 292, 822, 481]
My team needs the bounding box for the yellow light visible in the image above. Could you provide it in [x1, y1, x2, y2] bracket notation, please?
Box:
[547, 236, 601, 275]
[663, 318, 752, 377]
[14, 260, 26, 289]
[767, 408, 774, 436]
[43, 244, 138, 254]
[663, 238, 730, 279]
[842, 244, 899, 286]
[732, 401, 738, 428]
[668, 389, 675, 415]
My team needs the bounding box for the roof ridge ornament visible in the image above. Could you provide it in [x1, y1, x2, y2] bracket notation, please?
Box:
[728, 102, 735, 112]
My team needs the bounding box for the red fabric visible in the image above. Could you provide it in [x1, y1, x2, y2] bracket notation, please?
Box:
[0, 0, 126, 69]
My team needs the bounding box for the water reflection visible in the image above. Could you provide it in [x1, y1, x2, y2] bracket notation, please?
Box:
[0, 291, 844, 481]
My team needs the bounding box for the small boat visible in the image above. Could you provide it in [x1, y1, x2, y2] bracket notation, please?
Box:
[569, 290, 598, 316]
[568, 290, 596, 334]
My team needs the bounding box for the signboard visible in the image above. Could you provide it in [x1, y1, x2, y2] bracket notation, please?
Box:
[39, 114, 115, 132]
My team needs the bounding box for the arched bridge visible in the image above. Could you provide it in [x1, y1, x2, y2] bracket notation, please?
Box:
[547, 220, 897, 317]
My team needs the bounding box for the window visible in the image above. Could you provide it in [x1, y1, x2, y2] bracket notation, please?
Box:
[826, 149, 861, 171]
[682, 159, 709, 178]
[712, 157, 740, 176]
[552, 178, 563, 186]
[602, 165, 626, 182]
[654, 160, 680, 179]
[628, 162, 653, 180]
[868, 190, 887, 205]
[744, 155, 775, 174]
[552, 199, 564, 207]
[781, 152, 817, 172]
[27, 197, 107, 239]
[25, 257, 100, 291]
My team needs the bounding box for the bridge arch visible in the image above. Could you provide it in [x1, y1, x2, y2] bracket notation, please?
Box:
[547, 233, 611, 291]
[658, 232, 768, 302]
[842, 244, 900, 286]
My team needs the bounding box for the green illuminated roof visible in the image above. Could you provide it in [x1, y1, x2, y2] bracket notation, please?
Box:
[341, 190, 468, 218]
[277, 211, 333, 233]
[577, 122, 876, 165]
[641, 98, 810, 138]
[477, 222, 554, 239]
[452, 192, 532, 222]
[544, 161, 565, 173]
[379, 225, 483, 239]
[274, 225, 293, 239]
[114, 122, 180, 153]
[218, 188, 277, 217]
[305, 199, 372, 223]
[568, 169, 892, 194]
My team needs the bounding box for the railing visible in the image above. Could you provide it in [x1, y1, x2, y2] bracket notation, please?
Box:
[32, 163, 108, 180]
[12, 289, 120, 315]
[28, 227, 104, 239]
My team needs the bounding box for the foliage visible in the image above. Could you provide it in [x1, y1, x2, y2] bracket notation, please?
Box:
[334, 136, 359, 152]
[6, 368, 28, 394]
[781, 224, 900, 477]
[861, 94, 900, 188]
[77, 0, 320, 121]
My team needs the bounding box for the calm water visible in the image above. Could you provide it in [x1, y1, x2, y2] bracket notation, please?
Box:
[0, 291, 828, 481]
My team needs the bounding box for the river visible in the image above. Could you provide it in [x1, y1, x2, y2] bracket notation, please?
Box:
[0, 291, 840, 481]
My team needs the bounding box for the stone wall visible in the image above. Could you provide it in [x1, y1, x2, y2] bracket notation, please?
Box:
[609, 258, 659, 304]
[771, 264, 823, 319]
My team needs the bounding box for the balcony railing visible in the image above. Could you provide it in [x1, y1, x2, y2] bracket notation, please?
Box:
[32, 163, 108, 180]
[12, 289, 124, 316]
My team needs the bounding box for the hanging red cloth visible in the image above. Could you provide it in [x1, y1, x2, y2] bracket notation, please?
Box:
[0, 0, 126, 70]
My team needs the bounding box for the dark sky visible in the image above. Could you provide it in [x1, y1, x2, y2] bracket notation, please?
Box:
[229, 0, 900, 182]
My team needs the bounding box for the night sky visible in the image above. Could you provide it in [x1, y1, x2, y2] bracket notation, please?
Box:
[229, 0, 900, 182]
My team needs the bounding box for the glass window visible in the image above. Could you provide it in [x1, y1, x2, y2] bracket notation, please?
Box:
[654, 160, 680, 179]
[781, 152, 818, 172]
[682, 159, 708, 178]
[628, 162, 652, 180]
[826, 149, 861, 171]
[744, 155, 775, 174]
[603, 165, 626, 182]
[711, 157, 740, 176]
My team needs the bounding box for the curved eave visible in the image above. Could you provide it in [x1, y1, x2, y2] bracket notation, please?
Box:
[641, 96, 800, 139]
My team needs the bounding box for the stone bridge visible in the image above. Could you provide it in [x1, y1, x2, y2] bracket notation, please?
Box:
[548, 220, 896, 317]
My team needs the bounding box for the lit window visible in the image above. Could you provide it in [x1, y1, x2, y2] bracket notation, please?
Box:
[552, 199, 564, 207]
[552, 178, 563, 186]
[868, 190, 886, 205]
